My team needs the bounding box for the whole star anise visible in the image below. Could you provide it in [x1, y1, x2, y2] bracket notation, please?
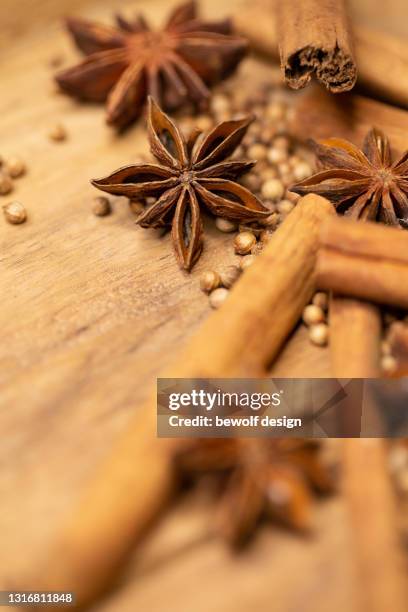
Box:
[92, 97, 269, 270]
[290, 128, 408, 226]
[175, 438, 335, 547]
[56, 1, 247, 129]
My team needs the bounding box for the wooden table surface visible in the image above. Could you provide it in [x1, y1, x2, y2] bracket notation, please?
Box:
[0, 1, 406, 610]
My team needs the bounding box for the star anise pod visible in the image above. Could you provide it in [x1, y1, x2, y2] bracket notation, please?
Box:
[175, 438, 336, 547]
[56, 1, 247, 129]
[290, 128, 408, 226]
[92, 97, 269, 270]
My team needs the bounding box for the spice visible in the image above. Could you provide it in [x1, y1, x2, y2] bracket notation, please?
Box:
[200, 270, 220, 293]
[175, 439, 335, 546]
[291, 128, 408, 226]
[240, 254, 256, 270]
[215, 217, 237, 233]
[49, 123, 67, 142]
[261, 178, 284, 200]
[92, 98, 268, 270]
[5, 156, 26, 179]
[308, 323, 329, 347]
[219, 265, 241, 288]
[233, 231, 256, 255]
[209, 287, 229, 309]
[0, 172, 13, 195]
[302, 304, 325, 326]
[92, 196, 111, 217]
[277, 200, 294, 215]
[277, 0, 356, 92]
[3, 201, 27, 225]
[56, 2, 247, 129]
[312, 292, 328, 311]
[317, 217, 408, 309]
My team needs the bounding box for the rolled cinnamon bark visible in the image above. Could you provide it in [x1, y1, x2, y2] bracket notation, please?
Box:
[276, 0, 357, 92]
[29, 194, 334, 610]
[234, 0, 408, 109]
[317, 217, 408, 309]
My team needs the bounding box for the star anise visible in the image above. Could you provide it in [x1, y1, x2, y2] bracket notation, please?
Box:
[290, 128, 408, 226]
[175, 439, 335, 547]
[56, 1, 247, 129]
[91, 97, 269, 270]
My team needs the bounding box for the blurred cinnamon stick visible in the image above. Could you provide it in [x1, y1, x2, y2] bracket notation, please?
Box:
[234, 0, 408, 109]
[317, 217, 408, 309]
[276, 0, 356, 92]
[289, 87, 408, 153]
[30, 194, 334, 610]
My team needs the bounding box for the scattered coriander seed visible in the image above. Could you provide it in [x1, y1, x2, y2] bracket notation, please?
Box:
[303, 304, 325, 326]
[285, 190, 300, 203]
[241, 173, 262, 191]
[261, 212, 280, 228]
[209, 287, 229, 309]
[381, 340, 392, 356]
[312, 292, 329, 311]
[210, 94, 230, 117]
[273, 135, 290, 150]
[247, 143, 267, 160]
[277, 200, 295, 215]
[215, 217, 237, 233]
[266, 101, 286, 121]
[292, 161, 313, 181]
[49, 123, 67, 142]
[309, 323, 329, 347]
[263, 200, 277, 213]
[240, 254, 256, 270]
[129, 200, 145, 215]
[261, 178, 285, 201]
[267, 147, 287, 165]
[92, 196, 111, 217]
[234, 231, 256, 255]
[5, 157, 26, 179]
[381, 354, 397, 374]
[259, 167, 278, 181]
[0, 172, 13, 195]
[220, 265, 241, 288]
[3, 201, 27, 224]
[200, 270, 221, 293]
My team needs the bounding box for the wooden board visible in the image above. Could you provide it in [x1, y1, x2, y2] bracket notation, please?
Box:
[0, 1, 405, 610]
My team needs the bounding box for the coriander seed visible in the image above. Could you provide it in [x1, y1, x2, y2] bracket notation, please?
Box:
[293, 161, 313, 181]
[5, 157, 26, 179]
[277, 200, 295, 215]
[200, 270, 221, 293]
[303, 304, 325, 326]
[247, 143, 267, 161]
[261, 212, 280, 228]
[215, 217, 237, 233]
[261, 178, 284, 201]
[312, 292, 328, 311]
[220, 265, 241, 288]
[234, 231, 256, 255]
[92, 196, 111, 217]
[0, 172, 13, 195]
[3, 201, 27, 224]
[209, 287, 229, 309]
[267, 147, 287, 165]
[309, 323, 329, 347]
[49, 123, 67, 142]
[381, 355, 397, 374]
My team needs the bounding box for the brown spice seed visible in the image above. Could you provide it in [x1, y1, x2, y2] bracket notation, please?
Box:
[92, 196, 111, 217]
[309, 324, 329, 347]
[0, 172, 13, 195]
[6, 157, 26, 179]
[215, 217, 238, 233]
[234, 231, 256, 255]
[200, 271, 221, 293]
[312, 292, 329, 311]
[3, 201, 27, 224]
[49, 123, 67, 142]
[261, 178, 285, 201]
[209, 287, 229, 309]
[303, 305, 325, 326]
[240, 254, 257, 270]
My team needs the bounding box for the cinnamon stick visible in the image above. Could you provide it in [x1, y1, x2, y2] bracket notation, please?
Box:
[276, 0, 357, 92]
[289, 86, 408, 153]
[29, 194, 334, 610]
[234, 0, 408, 109]
[342, 439, 408, 612]
[317, 217, 408, 309]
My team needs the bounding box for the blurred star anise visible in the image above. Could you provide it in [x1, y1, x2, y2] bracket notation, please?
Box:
[175, 438, 335, 547]
[92, 98, 269, 270]
[56, 1, 247, 129]
[291, 128, 408, 226]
